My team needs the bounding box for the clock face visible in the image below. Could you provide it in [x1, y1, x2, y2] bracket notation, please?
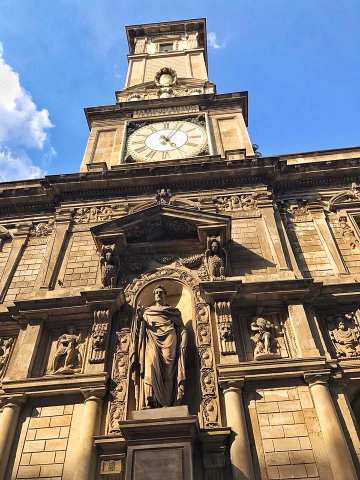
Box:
[126, 120, 207, 162]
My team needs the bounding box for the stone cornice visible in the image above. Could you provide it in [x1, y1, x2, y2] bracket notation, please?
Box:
[0, 149, 358, 218]
[84, 91, 249, 128]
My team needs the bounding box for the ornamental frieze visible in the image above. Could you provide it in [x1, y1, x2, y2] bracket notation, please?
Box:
[73, 205, 122, 224]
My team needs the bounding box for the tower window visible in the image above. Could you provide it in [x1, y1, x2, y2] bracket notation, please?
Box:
[159, 42, 173, 52]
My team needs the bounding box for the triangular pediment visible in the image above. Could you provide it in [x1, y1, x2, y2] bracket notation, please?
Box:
[90, 204, 230, 247]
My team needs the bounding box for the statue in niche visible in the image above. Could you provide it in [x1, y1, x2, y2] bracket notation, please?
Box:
[50, 329, 83, 375]
[0, 337, 14, 375]
[330, 315, 360, 358]
[204, 238, 227, 280]
[250, 317, 280, 360]
[130, 285, 188, 409]
[100, 244, 119, 288]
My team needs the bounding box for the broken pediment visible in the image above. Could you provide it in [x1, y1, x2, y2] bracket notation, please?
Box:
[90, 204, 231, 248]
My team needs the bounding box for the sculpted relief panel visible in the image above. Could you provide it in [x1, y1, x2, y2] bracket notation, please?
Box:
[325, 311, 360, 358]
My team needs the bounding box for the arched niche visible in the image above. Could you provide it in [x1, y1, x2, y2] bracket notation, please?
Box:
[127, 278, 202, 417]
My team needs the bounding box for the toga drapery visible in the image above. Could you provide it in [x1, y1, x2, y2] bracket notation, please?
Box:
[130, 304, 187, 409]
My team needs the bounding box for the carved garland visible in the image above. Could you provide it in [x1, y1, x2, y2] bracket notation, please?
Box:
[109, 267, 221, 430]
[108, 328, 131, 433]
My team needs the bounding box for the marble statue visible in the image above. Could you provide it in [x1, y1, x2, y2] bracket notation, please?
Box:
[204, 238, 227, 280]
[330, 316, 360, 358]
[130, 285, 188, 409]
[50, 329, 82, 374]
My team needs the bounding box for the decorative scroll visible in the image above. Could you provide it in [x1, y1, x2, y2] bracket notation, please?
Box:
[0, 337, 14, 376]
[108, 328, 131, 432]
[214, 301, 236, 355]
[89, 310, 110, 364]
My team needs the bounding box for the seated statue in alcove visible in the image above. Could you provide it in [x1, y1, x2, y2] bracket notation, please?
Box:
[50, 329, 83, 375]
[130, 285, 188, 409]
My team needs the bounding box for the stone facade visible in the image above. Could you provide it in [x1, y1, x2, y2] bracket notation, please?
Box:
[0, 17, 359, 480]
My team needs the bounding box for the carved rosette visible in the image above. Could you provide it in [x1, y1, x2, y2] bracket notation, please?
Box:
[108, 328, 131, 432]
[214, 301, 236, 355]
[124, 267, 221, 429]
[89, 310, 111, 364]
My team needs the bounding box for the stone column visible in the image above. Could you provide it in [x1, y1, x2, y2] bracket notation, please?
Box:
[73, 389, 104, 480]
[305, 372, 357, 480]
[0, 395, 25, 480]
[221, 380, 254, 480]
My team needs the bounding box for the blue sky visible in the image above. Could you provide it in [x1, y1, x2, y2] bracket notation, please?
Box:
[0, 0, 359, 180]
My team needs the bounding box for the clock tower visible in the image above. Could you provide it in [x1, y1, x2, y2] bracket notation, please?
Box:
[80, 18, 254, 171]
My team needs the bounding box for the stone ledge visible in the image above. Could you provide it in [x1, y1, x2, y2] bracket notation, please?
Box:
[218, 357, 327, 382]
[1, 372, 108, 397]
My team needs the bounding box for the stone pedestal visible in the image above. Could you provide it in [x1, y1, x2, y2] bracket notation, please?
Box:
[120, 406, 197, 480]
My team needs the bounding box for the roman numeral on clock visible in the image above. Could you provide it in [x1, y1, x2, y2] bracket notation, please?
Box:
[147, 124, 157, 133]
[162, 151, 169, 160]
[145, 150, 156, 160]
[186, 142, 197, 147]
[135, 146, 147, 154]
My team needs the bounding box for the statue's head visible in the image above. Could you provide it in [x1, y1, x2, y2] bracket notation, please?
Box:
[256, 317, 267, 329]
[210, 238, 220, 254]
[338, 320, 346, 330]
[153, 285, 167, 305]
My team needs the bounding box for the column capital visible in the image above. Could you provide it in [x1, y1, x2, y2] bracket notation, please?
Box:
[304, 370, 330, 387]
[81, 387, 105, 402]
[0, 394, 27, 409]
[219, 378, 245, 394]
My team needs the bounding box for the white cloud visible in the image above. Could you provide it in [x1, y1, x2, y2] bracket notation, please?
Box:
[0, 42, 53, 181]
[208, 32, 225, 49]
[0, 147, 45, 181]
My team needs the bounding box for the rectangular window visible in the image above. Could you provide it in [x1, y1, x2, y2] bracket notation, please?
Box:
[159, 42, 173, 52]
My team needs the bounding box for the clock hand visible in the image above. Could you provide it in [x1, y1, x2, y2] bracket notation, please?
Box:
[168, 122, 183, 140]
